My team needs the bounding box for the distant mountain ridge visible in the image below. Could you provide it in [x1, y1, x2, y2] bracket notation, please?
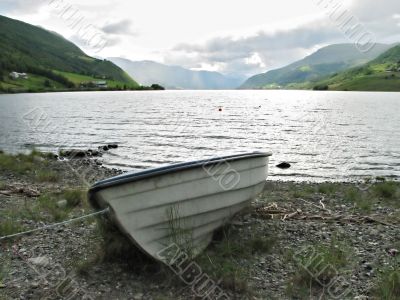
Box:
[241, 43, 392, 89]
[0, 15, 138, 92]
[109, 58, 244, 90]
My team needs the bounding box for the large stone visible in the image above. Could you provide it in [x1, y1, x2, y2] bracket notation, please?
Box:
[27, 256, 50, 267]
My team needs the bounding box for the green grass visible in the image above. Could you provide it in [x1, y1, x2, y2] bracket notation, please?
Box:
[195, 227, 276, 294]
[55, 71, 138, 89]
[0, 218, 25, 237]
[373, 258, 400, 300]
[342, 181, 399, 211]
[247, 235, 276, 254]
[292, 186, 316, 198]
[37, 194, 70, 222]
[317, 183, 337, 195]
[63, 189, 87, 208]
[95, 217, 153, 268]
[345, 187, 372, 212]
[0, 150, 60, 180]
[0, 151, 36, 174]
[372, 182, 399, 199]
[35, 170, 59, 182]
[0, 257, 10, 287]
[287, 239, 351, 298]
[1, 73, 66, 92]
[333, 73, 400, 91]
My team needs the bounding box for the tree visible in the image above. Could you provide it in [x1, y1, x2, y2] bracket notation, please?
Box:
[44, 79, 51, 87]
[151, 84, 165, 90]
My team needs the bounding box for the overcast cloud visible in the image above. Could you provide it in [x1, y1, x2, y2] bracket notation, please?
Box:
[0, 0, 399, 78]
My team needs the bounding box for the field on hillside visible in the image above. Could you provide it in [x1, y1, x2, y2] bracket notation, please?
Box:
[55, 71, 136, 89]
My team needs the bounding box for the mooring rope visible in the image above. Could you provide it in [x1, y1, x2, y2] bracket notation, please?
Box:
[0, 207, 109, 241]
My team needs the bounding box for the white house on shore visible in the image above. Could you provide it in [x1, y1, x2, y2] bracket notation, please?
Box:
[93, 80, 107, 88]
[9, 72, 28, 79]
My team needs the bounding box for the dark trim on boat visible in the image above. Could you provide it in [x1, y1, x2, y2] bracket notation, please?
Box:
[89, 152, 271, 197]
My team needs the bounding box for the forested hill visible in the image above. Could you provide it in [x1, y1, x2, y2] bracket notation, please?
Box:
[0, 15, 139, 92]
[310, 44, 400, 91]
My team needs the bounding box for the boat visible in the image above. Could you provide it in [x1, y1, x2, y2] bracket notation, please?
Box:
[88, 152, 272, 263]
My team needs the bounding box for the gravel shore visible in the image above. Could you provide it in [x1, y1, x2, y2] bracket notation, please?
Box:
[0, 153, 399, 300]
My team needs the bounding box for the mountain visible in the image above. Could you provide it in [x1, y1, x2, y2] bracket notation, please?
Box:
[240, 43, 392, 89]
[311, 44, 400, 91]
[0, 15, 138, 92]
[109, 58, 243, 90]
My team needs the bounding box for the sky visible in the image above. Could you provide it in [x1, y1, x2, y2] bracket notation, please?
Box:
[1, 0, 399, 78]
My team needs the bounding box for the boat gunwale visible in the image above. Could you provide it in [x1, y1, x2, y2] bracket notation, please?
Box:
[89, 152, 271, 196]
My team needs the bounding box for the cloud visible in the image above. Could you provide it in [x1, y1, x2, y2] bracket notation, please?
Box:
[0, 0, 43, 14]
[348, 0, 400, 39]
[101, 19, 137, 35]
[165, 0, 400, 77]
[166, 19, 343, 77]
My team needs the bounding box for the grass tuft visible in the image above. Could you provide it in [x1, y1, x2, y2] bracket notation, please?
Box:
[373, 259, 400, 300]
[287, 239, 351, 298]
[196, 227, 276, 294]
[345, 187, 372, 212]
[35, 170, 59, 182]
[317, 183, 337, 195]
[38, 194, 69, 222]
[74, 256, 101, 277]
[63, 189, 86, 208]
[247, 235, 276, 254]
[0, 218, 25, 237]
[95, 217, 155, 271]
[373, 182, 398, 199]
[0, 150, 55, 176]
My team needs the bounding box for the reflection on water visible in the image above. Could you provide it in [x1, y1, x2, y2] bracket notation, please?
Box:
[0, 90, 399, 181]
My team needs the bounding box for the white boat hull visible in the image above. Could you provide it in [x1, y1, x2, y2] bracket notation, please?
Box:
[89, 152, 271, 262]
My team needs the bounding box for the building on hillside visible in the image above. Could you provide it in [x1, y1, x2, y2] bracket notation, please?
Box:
[9, 72, 28, 79]
[92, 80, 108, 88]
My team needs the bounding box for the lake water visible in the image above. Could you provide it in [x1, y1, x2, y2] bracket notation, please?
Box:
[0, 90, 399, 182]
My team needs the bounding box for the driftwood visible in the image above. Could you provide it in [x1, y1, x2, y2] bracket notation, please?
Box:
[0, 184, 40, 197]
[255, 203, 394, 226]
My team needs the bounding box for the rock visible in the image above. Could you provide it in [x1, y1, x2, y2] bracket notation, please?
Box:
[107, 144, 118, 149]
[60, 149, 87, 158]
[88, 149, 101, 157]
[388, 248, 398, 257]
[101, 146, 109, 151]
[276, 162, 291, 169]
[27, 256, 50, 267]
[56, 199, 68, 208]
[33, 156, 45, 163]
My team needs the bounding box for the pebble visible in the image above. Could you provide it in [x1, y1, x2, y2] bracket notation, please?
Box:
[56, 199, 68, 208]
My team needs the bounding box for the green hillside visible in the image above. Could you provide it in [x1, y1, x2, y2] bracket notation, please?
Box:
[0, 15, 139, 93]
[241, 43, 391, 89]
[312, 45, 400, 91]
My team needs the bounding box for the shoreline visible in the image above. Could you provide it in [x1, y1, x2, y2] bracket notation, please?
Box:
[0, 151, 399, 299]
